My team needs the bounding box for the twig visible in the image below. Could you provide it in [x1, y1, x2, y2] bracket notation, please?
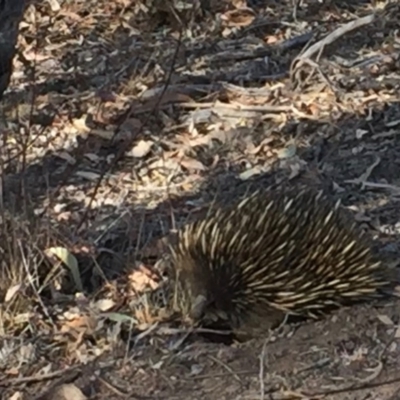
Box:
[156, 326, 233, 336]
[291, 14, 376, 88]
[305, 374, 400, 397]
[208, 355, 242, 383]
[296, 14, 375, 62]
[0, 365, 82, 387]
[179, 101, 291, 113]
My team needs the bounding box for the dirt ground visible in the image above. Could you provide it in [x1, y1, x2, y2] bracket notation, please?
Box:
[1, 0, 400, 399]
[8, 301, 400, 400]
[79, 301, 400, 400]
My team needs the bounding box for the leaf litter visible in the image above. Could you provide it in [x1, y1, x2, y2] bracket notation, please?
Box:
[1, 0, 400, 399]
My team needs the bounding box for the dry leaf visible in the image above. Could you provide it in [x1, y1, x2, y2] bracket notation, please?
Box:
[102, 312, 137, 324]
[5, 368, 19, 376]
[84, 153, 100, 162]
[356, 129, 368, 139]
[131, 140, 153, 158]
[128, 267, 159, 292]
[46, 384, 87, 400]
[46, 247, 83, 292]
[395, 326, 400, 338]
[56, 152, 76, 164]
[8, 391, 23, 400]
[264, 35, 279, 44]
[180, 158, 207, 172]
[75, 171, 101, 181]
[220, 8, 256, 27]
[377, 314, 394, 326]
[277, 144, 297, 159]
[94, 298, 116, 312]
[5, 284, 21, 303]
[72, 116, 91, 133]
[61, 314, 98, 337]
[232, 0, 247, 8]
[46, 0, 61, 11]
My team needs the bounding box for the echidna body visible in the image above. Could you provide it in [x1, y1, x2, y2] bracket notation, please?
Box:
[168, 188, 391, 335]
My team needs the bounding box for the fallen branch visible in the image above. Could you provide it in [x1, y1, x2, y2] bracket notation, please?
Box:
[290, 14, 376, 90]
[296, 13, 375, 62]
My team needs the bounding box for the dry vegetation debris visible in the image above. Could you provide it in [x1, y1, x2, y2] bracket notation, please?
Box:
[1, 0, 400, 399]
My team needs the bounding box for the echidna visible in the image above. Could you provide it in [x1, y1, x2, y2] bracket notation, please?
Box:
[167, 188, 394, 337]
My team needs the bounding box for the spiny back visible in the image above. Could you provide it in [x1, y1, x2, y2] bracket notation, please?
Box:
[168, 188, 390, 334]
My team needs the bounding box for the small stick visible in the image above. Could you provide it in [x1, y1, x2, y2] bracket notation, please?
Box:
[296, 14, 375, 62]
[291, 14, 376, 88]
